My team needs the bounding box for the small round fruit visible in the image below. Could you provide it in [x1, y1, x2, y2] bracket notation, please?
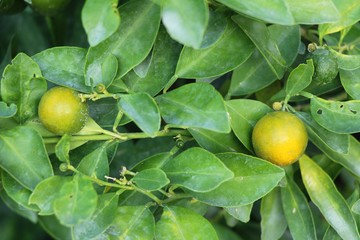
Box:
[31, 0, 70, 16]
[311, 48, 338, 85]
[252, 111, 308, 166]
[38, 86, 88, 135]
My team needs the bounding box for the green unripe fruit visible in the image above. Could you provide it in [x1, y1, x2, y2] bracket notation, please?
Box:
[31, 0, 70, 16]
[38, 86, 88, 135]
[311, 48, 338, 85]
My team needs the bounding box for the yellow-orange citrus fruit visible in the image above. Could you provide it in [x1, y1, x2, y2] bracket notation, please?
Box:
[38, 86, 88, 135]
[252, 111, 308, 166]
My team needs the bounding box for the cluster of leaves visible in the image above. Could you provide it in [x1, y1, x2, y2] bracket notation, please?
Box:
[1, 0, 360, 239]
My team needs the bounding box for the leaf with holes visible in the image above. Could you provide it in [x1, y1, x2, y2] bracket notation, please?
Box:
[310, 96, 360, 134]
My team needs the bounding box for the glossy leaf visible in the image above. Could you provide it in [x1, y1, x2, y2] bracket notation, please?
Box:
[310, 96, 360, 133]
[107, 206, 155, 240]
[85, 0, 161, 86]
[174, 19, 254, 79]
[300, 155, 360, 239]
[188, 128, 246, 153]
[233, 16, 286, 79]
[1, 171, 38, 211]
[118, 92, 160, 137]
[32, 47, 92, 93]
[217, 0, 339, 25]
[73, 193, 119, 240]
[155, 206, 218, 240]
[81, 0, 120, 46]
[0, 126, 53, 190]
[162, 148, 233, 192]
[156, 83, 230, 133]
[77, 142, 109, 181]
[0, 102, 16, 118]
[260, 188, 287, 240]
[339, 68, 360, 99]
[53, 174, 98, 226]
[188, 153, 284, 207]
[225, 204, 253, 223]
[132, 168, 170, 191]
[281, 174, 317, 240]
[1, 52, 46, 123]
[55, 134, 71, 164]
[122, 26, 182, 96]
[226, 99, 272, 151]
[296, 112, 349, 154]
[229, 25, 300, 96]
[319, 0, 360, 36]
[285, 59, 314, 98]
[161, 0, 209, 49]
[29, 176, 73, 215]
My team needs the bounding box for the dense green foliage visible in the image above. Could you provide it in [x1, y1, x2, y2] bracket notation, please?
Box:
[1, 0, 360, 239]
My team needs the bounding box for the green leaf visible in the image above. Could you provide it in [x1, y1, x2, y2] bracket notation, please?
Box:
[156, 83, 230, 133]
[332, 51, 360, 70]
[296, 112, 349, 154]
[174, 19, 254, 79]
[225, 204, 253, 223]
[310, 96, 360, 133]
[77, 142, 110, 181]
[55, 134, 71, 164]
[188, 128, 246, 153]
[155, 206, 218, 240]
[132, 168, 170, 191]
[161, 0, 209, 49]
[260, 188, 287, 240]
[233, 16, 286, 79]
[0, 102, 17, 118]
[0, 187, 38, 223]
[53, 174, 98, 226]
[281, 174, 317, 240]
[1, 171, 38, 211]
[29, 176, 73, 215]
[213, 224, 242, 240]
[81, 0, 120, 46]
[188, 152, 284, 207]
[229, 25, 300, 96]
[132, 152, 172, 172]
[226, 99, 272, 151]
[285, 59, 314, 98]
[122, 26, 182, 96]
[118, 92, 160, 137]
[319, 0, 360, 36]
[162, 147, 234, 192]
[200, 9, 227, 48]
[217, 0, 339, 25]
[339, 68, 360, 99]
[107, 205, 155, 240]
[73, 192, 119, 240]
[300, 155, 360, 239]
[85, 0, 161, 86]
[39, 215, 72, 240]
[1, 52, 46, 123]
[0, 126, 53, 190]
[32, 47, 91, 93]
